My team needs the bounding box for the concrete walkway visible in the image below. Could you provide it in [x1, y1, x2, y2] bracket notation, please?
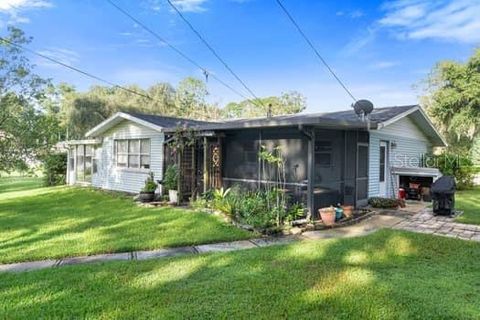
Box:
[1, 212, 478, 273]
[0, 215, 401, 273]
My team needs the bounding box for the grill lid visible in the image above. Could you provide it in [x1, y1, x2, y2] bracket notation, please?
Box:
[431, 176, 456, 194]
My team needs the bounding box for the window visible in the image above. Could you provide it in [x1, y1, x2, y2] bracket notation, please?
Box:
[379, 145, 386, 182]
[315, 141, 333, 167]
[115, 139, 151, 169]
[75, 144, 93, 182]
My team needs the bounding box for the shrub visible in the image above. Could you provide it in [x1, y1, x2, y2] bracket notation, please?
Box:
[163, 164, 178, 191]
[141, 172, 158, 193]
[423, 153, 476, 190]
[41, 153, 67, 186]
[368, 197, 399, 209]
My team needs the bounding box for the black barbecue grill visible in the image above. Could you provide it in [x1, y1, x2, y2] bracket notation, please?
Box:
[430, 176, 456, 216]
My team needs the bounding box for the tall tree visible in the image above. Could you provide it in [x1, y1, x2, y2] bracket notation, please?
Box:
[422, 49, 480, 155]
[0, 27, 51, 172]
[222, 91, 307, 119]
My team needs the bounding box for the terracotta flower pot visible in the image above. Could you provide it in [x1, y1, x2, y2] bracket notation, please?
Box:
[342, 205, 354, 218]
[319, 207, 336, 226]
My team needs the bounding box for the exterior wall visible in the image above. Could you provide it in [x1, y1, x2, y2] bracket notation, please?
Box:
[369, 116, 432, 198]
[92, 120, 164, 193]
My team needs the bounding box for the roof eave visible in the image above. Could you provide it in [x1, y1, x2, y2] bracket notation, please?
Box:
[85, 112, 164, 138]
[163, 118, 376, 132]
[375, 106, 447, 147]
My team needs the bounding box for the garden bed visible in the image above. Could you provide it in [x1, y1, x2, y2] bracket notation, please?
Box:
[228, 208, 375, 236]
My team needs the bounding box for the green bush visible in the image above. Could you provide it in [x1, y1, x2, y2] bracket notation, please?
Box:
[192, 186, 294, 230]
[423, 153, 476, 190]
[141, 172, 158, 193]
[163, 164, 178, 191]
[368, 197, 399, 209]
[41, 153, 67, 186]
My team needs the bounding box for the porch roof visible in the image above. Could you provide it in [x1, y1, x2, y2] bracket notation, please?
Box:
[162, 105, 418, 132]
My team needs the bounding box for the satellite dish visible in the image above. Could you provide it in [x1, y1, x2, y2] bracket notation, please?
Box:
[353, 99, 374, 116]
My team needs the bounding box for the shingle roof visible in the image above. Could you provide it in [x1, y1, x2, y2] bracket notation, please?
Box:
[163, 105, 419, 131]
[124, 112, 213, 128]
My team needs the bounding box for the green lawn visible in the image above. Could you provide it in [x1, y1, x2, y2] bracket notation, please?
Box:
[1, 230, 479, 319]
[456, 187, 480, 225]
[0, 176, 43, 193]
[0, 178, 251, 264]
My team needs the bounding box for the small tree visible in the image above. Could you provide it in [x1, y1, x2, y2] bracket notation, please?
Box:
[41, 153, 67, 186]
[258, 145, 287, 226]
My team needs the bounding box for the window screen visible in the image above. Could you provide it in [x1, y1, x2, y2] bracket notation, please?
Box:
[315, 141, 333, 167]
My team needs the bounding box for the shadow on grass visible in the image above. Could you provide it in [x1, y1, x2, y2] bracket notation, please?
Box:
[1, 230, 479, 319]
[0, 187, 252, 263]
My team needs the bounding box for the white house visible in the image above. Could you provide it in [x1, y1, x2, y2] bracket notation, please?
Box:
[66, 105, 447, 211]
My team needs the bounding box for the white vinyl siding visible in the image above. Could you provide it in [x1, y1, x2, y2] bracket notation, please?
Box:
[369, 116, 432, 198]
[91, 120, 164, 193]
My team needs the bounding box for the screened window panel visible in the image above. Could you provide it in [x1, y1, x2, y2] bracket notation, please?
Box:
[358, 146, 368, 178]
[128, 155, 140, 168]
[85, 145, 93, 156]
[117, 140, 127, 153]
[117, 155, 127, 167]
[357, 179, 368, 200]
[140, 155, 150, 169]
[141, 139, 150, 153]
[316, 153, 332, 167]
[129, 140, 140, 153]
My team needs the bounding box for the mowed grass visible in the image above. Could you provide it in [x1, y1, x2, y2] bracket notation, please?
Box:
[0, 178, 251, 264]
[1, 230, 479, 319]
[455, 187, 480, 225]
[0, 176, 43, 193]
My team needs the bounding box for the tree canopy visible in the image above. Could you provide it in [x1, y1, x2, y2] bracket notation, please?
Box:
[0, 27, 55, 172]
[1, 27, 308, 172]
[422, 49, 480, 156]
[222, 91, 306, 119]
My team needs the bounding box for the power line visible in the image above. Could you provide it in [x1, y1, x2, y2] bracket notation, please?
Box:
[0, 36, 154, 100]
[106, 0, 257, 105]
[166, 0, 265, 107]
[274, 0, 357, 102]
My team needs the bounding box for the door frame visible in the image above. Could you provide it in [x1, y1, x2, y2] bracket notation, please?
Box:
[379, 141, 388, 197]
[356, 142, 369, 207]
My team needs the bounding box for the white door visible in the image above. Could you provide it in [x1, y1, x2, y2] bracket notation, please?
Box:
[379, 141, 388, 196]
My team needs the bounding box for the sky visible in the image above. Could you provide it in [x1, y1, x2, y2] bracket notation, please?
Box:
[0, 0, 479, 113]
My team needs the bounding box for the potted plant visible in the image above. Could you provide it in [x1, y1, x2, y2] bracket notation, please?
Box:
[164, 164, 179, 204]
[319, 206, 336, 226]
[341, 205, 354, 218]
[139, 172, 157, 202]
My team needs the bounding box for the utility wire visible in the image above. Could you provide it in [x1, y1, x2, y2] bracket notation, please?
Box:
[166, 0, 265, 107]
[106, 0, 258, 105]
[274, 0, 357, 102]
[0, 36, 154, 100]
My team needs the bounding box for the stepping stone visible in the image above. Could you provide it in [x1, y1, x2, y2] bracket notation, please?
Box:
[195, 240, 257, 253]
[135, 247, 195, 260]
[0, 259, 56, 273]
[59, 253, 130, 266]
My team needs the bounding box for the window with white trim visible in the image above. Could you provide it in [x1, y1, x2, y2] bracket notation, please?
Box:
[115, 139, 151, 169]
